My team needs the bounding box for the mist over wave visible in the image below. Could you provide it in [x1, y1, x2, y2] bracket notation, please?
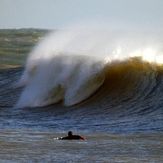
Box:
[16, 24, 163, 108]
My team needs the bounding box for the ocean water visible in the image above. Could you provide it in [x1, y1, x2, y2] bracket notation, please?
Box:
[0, 28, 163, 162]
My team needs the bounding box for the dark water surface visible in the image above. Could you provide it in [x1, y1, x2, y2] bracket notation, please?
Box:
[0, 29, 163, 162]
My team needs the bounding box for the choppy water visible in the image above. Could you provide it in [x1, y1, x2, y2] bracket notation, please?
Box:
[0, 29, 163, 162]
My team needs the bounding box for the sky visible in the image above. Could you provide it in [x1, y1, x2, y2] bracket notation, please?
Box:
[0, 0, 163, 29]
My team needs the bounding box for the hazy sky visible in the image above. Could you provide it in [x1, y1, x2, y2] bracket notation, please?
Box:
[0, 0, 163, 29]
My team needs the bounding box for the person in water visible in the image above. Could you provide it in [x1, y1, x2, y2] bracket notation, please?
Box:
[59, 131, 85, 140]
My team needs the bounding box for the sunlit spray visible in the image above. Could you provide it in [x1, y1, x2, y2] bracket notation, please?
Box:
[16, 24, 163, 108]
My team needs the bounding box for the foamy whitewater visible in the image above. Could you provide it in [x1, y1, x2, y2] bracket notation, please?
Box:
[16, 25, 163, 108]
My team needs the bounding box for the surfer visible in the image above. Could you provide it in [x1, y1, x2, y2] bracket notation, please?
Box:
[58, 131, 85, 140]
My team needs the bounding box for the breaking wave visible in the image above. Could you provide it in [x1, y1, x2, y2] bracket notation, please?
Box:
[16, 26, 163, 108]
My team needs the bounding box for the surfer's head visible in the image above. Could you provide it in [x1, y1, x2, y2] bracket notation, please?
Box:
[68, 131, 73, 136]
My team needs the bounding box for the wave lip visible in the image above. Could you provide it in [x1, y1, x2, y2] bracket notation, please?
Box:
[16, 27, 163, 108]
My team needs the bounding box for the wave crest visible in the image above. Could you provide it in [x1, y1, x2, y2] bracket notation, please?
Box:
[16, 27, 163, 108]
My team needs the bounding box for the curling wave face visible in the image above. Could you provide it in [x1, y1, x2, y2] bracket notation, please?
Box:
[16, 26, 163, 108]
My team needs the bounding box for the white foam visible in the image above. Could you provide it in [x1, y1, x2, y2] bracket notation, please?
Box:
[16, 24, 163, 108]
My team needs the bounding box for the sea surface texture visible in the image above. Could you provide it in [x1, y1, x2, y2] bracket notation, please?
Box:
[0, 29, 163, 162]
